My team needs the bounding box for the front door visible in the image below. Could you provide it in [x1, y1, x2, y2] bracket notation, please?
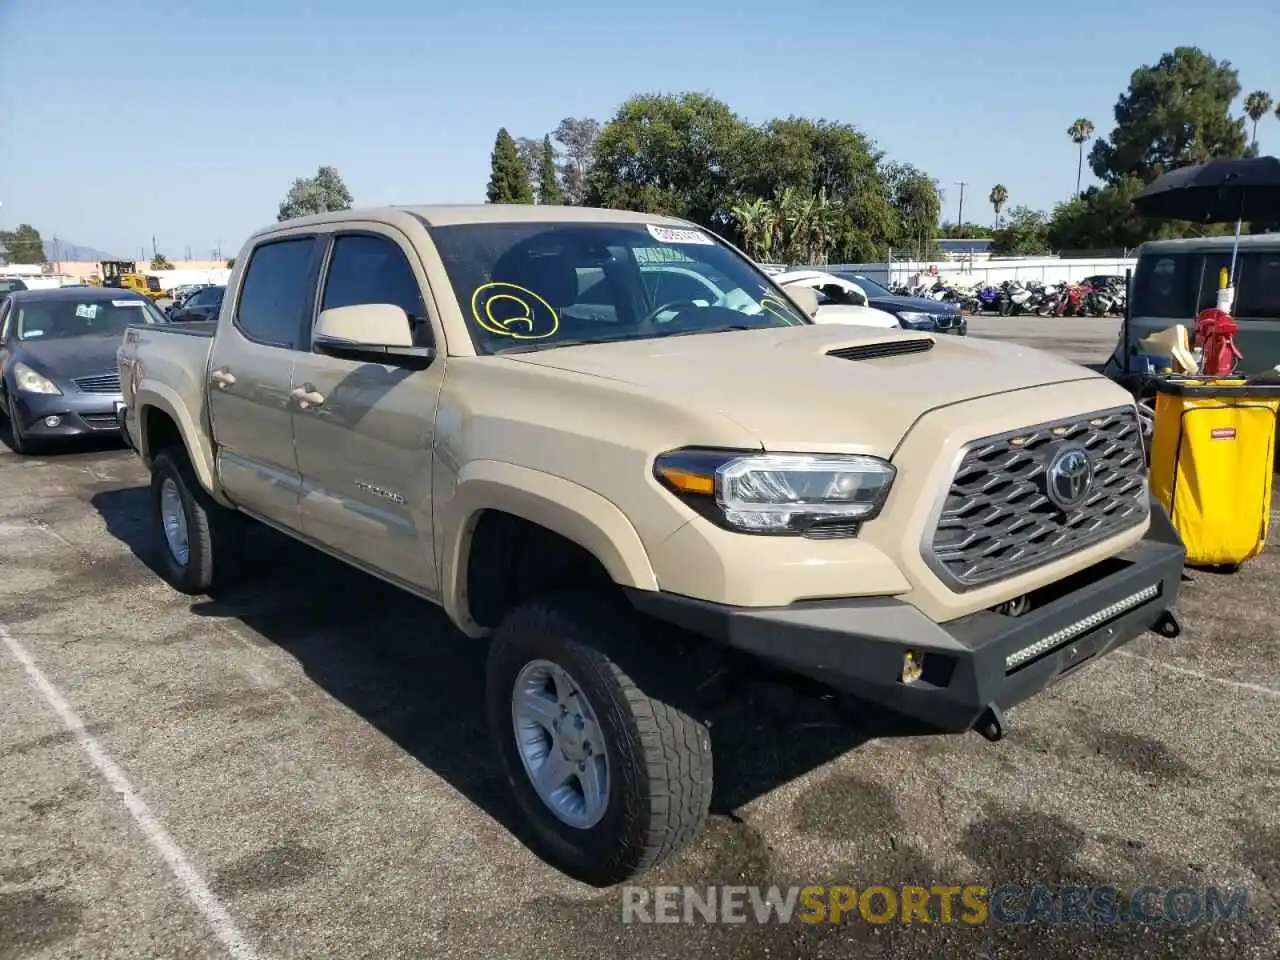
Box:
[206, 235, 321, 530]
[291, 229, 442, 594]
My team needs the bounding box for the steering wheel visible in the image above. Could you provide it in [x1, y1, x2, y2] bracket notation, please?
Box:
[638, 299, 702, 328]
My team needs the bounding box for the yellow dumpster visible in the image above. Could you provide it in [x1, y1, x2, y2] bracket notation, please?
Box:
[1148, 376, 1280, 569]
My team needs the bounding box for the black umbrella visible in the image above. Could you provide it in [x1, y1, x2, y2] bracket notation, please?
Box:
[1131, 155, 1280, 222]
[1133, 156, 1280, 284]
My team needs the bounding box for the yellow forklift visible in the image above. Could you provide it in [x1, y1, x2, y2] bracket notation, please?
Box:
[98, 260, 164, 300]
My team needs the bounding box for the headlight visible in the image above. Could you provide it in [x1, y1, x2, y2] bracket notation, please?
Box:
[655, 449, 895, 535]
[11, 362, 61, 395]
[897, 311, 935, 328]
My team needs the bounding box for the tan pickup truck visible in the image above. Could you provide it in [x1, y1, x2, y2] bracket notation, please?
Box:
[116, 205, 1185, 886]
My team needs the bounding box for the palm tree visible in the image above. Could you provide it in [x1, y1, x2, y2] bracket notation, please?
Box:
[989, 184, 1009, 228]
[730, 198, 769, 259]
[1067, 118, 1095, 198]
[1244, 91, 1273, 147]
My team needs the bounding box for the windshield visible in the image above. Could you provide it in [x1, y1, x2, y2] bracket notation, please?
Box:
[840, 273, 892, 297]
[1, 279, 29, 294]
[16, 297, 166, 340]
[427, 221, 810, 354]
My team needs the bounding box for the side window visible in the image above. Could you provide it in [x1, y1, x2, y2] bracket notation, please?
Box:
[0, 301, 11, 340]
[320, 234, 431, 346]
[235, 238, 317, 348]
[1194, 251, 1236, 312]
[1235, 252, 1280, 320]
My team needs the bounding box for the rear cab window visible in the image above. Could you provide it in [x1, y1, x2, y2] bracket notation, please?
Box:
[234, 238, 319, 348]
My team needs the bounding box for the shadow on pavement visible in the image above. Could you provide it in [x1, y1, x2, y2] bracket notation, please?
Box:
[87, 485, 922, 860]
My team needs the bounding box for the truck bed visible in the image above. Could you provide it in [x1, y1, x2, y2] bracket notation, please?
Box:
[118, 320, 218, 459]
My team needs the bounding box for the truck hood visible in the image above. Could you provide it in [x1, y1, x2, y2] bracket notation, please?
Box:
[506, 325, 1109, 455]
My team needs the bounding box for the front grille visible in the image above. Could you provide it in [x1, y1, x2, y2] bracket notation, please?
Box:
[925, 406, 1148, 590]
[933, 313, 959, 328]
[81, 414, 119, 430]
[827, 338, 933, 361]
[72, 372, 121, 393]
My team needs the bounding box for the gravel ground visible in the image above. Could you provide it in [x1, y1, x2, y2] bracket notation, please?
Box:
[1, 320, 1276, 959]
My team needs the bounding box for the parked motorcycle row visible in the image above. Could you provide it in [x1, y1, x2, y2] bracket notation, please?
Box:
[887, 276, 1127, 318]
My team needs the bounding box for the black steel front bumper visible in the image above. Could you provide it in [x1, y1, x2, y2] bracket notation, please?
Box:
[626, 502, 1185, 735]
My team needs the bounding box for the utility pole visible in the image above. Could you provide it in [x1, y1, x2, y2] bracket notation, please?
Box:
[185, 244, 192, 261]
[953, 181, 968, 230]
[151, 235, 158, 259]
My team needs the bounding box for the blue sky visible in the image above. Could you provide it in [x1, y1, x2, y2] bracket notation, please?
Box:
[2, 0, 1277, 259]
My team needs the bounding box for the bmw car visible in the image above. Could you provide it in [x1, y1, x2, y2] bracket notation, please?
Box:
[0, 287, 167, 454]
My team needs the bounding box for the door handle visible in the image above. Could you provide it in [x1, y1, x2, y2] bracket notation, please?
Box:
[209, 367, 236, 388]
[291, 384, 326, 409]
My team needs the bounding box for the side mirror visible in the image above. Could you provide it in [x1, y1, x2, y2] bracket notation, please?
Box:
[313, 304, 434, 365]
[785, 285, 820, 318]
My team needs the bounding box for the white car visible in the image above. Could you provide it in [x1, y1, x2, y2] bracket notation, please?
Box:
[771, 270, 900, 328]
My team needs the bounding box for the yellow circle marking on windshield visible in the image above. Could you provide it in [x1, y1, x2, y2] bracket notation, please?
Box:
[470, 282, 560, 340]
[760, 295, 800, 325]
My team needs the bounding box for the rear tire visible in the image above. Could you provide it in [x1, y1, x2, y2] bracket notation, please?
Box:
[149, 447, 240, 594]
[486, 591, 713, 886]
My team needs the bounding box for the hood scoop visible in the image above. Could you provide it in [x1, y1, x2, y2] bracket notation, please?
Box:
[826, 336, 935, 362]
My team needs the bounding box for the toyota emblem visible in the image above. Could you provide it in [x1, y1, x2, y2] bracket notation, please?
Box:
[1045, 446, 1093, 509]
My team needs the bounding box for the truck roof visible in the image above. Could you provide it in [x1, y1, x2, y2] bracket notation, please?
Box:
[1135, 233, 1280, 255]
[249, 204, 700, 240]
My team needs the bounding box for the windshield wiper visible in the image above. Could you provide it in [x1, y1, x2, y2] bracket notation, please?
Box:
[648, 324, 755, 338]
[492, 325, 757, 355]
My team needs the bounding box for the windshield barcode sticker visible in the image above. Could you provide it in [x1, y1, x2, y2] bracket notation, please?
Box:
[646, 224, 713, 245]
[112, 299, 142, 307]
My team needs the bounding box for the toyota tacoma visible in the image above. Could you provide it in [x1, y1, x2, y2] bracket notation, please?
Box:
[116, 205, 1185, 886]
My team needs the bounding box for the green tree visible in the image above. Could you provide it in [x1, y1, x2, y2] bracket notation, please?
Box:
[226, 258, 235, 268]
[0, 223, 46, 262]
[991, 206, 1050, 255]
[151, 254, 174, 270]
[882, 162, 941, 259]
[1244, 91, 1273, 146]
[739, 116, 899, 261]
[277, 165, 354, 221]
[516, 137, 542, 193]
[989, 184, 1009, 228]
[1089, 47, 1248, 185]
[588, 92, 750, 228]
[1067, 118, 1094, 197]
[538, 135, 562, 205]
[553, 117, 601, 205]
[486, 128, 533, 204]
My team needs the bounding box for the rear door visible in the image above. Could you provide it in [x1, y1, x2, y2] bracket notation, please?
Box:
[206, 235, 321, 530]
[290, 228, 443, 594]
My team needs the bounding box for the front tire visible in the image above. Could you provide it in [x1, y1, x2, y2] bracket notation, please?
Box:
[486, 592, 713, 886]
[149, 448, 239, 594]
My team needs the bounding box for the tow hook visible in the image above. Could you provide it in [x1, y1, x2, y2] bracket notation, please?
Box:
[1150, 609, 1182, 639]
[974, 704, 1008, 743]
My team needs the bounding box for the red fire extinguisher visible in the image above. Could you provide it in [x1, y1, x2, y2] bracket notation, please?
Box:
[1193, 307, 1243, 376]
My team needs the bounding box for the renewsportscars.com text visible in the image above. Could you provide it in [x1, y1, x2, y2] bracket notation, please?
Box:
[621, 884, 1250, 925]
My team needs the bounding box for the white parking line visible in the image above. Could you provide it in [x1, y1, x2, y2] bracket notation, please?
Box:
[1116, 649, 1280, 699]
[0, 623, 263, 960]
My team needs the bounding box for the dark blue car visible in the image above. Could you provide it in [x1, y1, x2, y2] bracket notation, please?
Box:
[0, 286, 168, 454]
[832, 271, 967, 336]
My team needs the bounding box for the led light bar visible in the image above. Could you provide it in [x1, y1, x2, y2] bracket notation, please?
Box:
[1004, 584, 1161, 671]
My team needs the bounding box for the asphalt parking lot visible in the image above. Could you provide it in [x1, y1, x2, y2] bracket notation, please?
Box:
[2, 316, 1277, 959]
